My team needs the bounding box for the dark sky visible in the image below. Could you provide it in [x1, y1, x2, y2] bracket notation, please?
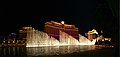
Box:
[0, 0, 118, 39]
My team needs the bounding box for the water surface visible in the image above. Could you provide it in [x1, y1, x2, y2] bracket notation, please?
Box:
[0, 45, 115, 57]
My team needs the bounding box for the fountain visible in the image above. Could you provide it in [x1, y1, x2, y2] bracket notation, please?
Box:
[26, 28, 96, 47]
[26, 28, 59, 47]
[79, 34, 96, 45]
[59, 30, 79, 45]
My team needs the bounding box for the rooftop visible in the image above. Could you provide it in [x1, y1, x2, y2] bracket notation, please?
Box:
[45, 21, 78, 29]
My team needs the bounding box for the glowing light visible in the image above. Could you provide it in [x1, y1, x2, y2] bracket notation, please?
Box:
[88, 29, 98, 34]
[101, 30, 103, 33]
[92, 29, 98, 34]
[102, 39, 104, 41]
[61, 21, 64, 24]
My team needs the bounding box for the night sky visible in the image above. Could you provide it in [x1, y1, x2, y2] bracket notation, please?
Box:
[0, 0, 118, 42]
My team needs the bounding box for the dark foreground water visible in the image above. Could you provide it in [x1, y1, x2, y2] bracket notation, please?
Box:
[0, 45, 115, 57]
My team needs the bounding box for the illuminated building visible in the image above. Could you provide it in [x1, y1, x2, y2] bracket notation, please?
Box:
[44, 21, 79, 40]
[86, 29, 98, 41]
[19, 26, 33, 43]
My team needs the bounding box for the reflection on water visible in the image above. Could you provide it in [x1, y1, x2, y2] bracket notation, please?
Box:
[0, 45, 96, 56]
[0, 47, 26, 56]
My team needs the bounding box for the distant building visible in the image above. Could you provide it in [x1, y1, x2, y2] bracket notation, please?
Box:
[19, 26, 33, 43]
[86, 29, 98, 41]
[44, 21, 79, 40]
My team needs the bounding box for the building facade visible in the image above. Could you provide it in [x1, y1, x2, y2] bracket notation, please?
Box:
[44, 21, 79, 40]
[19, 26, 33, 43]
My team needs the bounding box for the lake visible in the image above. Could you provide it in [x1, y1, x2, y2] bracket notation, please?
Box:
[0, 45, 115, 57]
